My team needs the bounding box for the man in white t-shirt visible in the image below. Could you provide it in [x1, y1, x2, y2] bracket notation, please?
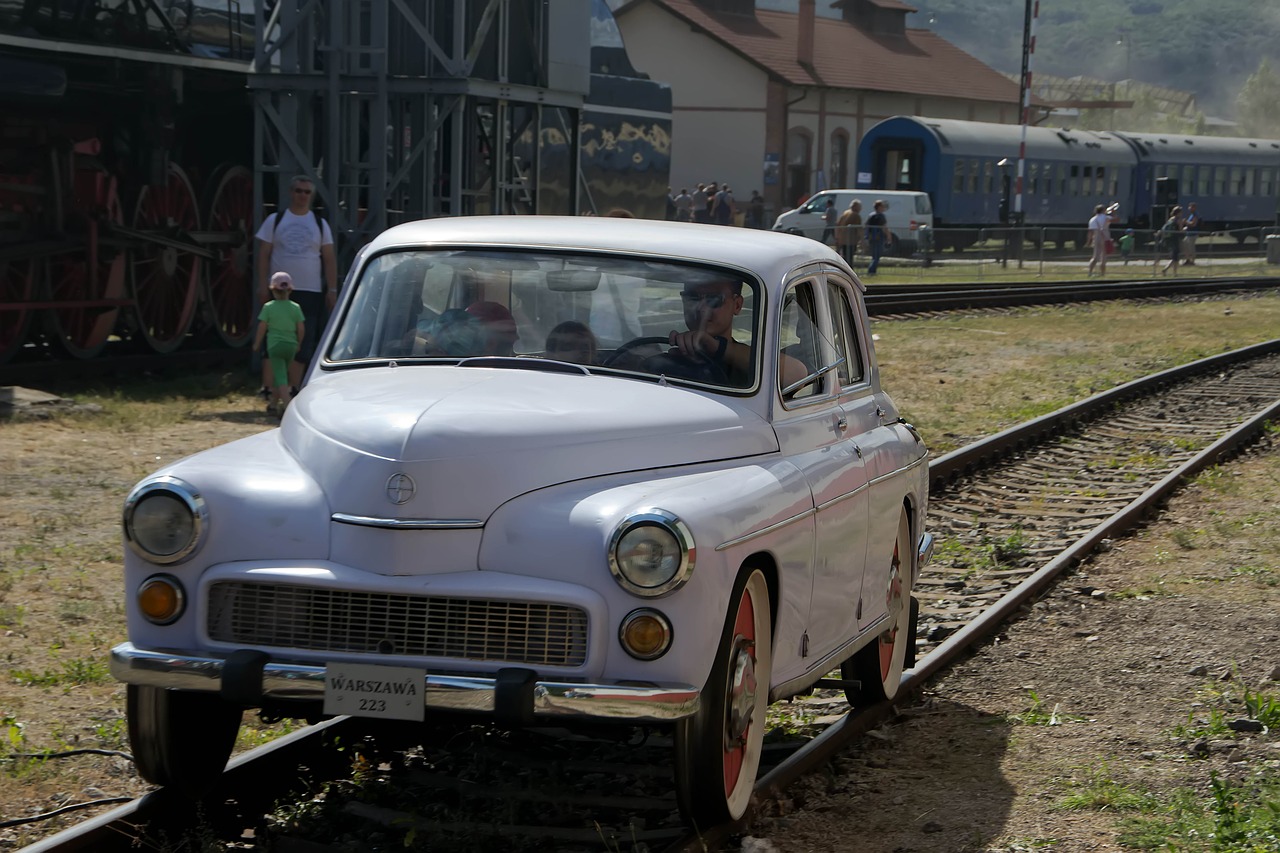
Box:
[1086, 203, 1112, 278]
[254, 175, 337, 387]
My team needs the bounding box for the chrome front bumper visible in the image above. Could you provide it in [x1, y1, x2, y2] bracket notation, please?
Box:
[110, 643, 700, 722]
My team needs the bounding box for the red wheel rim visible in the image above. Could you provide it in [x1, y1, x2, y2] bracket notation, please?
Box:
[48, 170, 124, 359]
[202, 166, 253, 347]
[131, 162, 201, 352]
[879, 543, 904, 680]
[723, 588, 757, 795]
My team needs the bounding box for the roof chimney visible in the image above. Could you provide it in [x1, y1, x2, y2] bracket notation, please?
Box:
[798, 0, 815, 68]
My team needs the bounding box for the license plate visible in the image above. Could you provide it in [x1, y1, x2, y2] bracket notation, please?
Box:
[323, 662, 426, 722]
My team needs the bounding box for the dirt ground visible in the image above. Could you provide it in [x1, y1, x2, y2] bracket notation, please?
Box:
[0, 306, 1278, 849]
[0, 391, 272, 846]
[747, 436, 1280, 853]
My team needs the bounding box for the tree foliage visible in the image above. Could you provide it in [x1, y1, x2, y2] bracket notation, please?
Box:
[1235, 60, 1280, 138]
[913, 0, 1280, 124]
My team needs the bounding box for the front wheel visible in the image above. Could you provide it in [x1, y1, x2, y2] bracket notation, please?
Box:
[844, 512, 916, 706]
[674, 568, 772, 826]
[127, 685, 242, 796]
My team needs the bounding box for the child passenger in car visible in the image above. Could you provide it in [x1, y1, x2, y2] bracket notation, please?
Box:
[544, 321, 598, 365]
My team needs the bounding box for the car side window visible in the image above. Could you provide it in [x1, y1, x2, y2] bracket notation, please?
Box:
[824, 280, 865, 387]
[778, 280, 823, 400]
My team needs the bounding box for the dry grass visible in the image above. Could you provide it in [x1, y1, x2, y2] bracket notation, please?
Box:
[0, 291, 1278, 843]
[874, 292, 1280, 452]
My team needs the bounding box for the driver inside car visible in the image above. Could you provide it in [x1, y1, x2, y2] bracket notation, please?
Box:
[665, 279, 751, 385]
[664, 278, 808, 390]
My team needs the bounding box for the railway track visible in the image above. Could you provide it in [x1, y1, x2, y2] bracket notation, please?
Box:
[1, 275, 1276, 391]
[20, 337, 1280, 853]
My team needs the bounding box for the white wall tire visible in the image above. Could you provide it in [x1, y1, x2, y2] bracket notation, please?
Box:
[674, 567, 772, 826]
[844, 512, 915, 706]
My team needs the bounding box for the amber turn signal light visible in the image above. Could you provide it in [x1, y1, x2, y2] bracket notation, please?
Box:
[619, 609, 673, 660]
[138, 575, 185, 625]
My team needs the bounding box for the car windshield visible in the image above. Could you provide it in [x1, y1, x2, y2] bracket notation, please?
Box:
[326, 249, 761, 391]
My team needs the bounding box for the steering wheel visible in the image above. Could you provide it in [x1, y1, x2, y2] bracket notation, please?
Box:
[601, 336, 672, 367]
[603, 335, 730, 384]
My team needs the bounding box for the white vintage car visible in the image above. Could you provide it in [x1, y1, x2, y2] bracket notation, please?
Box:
[111, 216, 932, 824]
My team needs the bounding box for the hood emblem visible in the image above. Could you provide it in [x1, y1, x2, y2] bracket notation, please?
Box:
[386, 473, 416, 505]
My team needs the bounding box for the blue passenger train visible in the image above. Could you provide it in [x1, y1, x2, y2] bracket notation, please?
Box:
[856, 116, 1280, 250]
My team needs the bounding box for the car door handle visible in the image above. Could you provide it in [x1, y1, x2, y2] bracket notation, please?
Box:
[836, 416, 848, 432]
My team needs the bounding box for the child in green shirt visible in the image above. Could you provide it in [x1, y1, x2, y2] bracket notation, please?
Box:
[1118, 229, 1135, 265]
[252, 272, 305, 416]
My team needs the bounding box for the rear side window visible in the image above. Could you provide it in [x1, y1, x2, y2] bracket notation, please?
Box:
[824, 280, 865, 387]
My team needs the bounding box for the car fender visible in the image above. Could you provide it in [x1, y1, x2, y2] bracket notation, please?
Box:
[122, 430, 329, 650]
[480, 458, 815, 686]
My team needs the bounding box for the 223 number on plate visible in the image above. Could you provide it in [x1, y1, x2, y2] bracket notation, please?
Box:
[323, 662, 426, 721]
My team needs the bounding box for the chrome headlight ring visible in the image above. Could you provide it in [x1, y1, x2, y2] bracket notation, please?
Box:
[607, 509, 695, 598]
[122, 476, 206, 565]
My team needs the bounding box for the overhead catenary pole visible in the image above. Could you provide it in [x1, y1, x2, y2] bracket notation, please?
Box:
[1014, 0, 1039, 267]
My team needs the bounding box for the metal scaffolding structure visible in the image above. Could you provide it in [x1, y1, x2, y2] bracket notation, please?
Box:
[250, 0, 593, 266]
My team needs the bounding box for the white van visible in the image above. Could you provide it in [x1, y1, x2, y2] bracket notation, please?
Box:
[772, 189, 933, 256]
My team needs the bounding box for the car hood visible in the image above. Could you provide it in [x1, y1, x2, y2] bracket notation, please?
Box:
[284, 366, 778, 521]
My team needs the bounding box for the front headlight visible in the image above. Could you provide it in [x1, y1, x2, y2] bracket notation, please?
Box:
[123, 477, 206, 564]
[608, 509, 694, 597]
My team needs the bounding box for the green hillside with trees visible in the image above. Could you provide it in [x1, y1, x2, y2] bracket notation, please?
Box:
[756, 0, 1280, 135]
[914, 0, 1280, 135]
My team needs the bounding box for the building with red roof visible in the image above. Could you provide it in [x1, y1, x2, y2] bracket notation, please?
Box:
[613, 0, 1027, 219]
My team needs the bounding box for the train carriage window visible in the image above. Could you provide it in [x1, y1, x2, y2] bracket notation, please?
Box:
[1214, 167, 1226, 196]
[1109, 168, 1119, 198]
[953, 161, 965, 193]
[983, 160, 994, 194]
[1198, 168, 1210, 197]
[1245, 168, 1257, 196]
[969, 159, 980, 194]
[1230, 167, 1243, 196]
[1181, 166, 1195, 196]
[1058, 164, 1068, 196]
[1262, 169, 1275, 197]
[1068, 165, 1079, 197]
[1095, 166, 1106, 196]
[1028, 163, 1039, 195]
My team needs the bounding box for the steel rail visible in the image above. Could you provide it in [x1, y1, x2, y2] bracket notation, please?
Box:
[16, 716, 374, 853]
[670, 338, 1280, 852]
[16, 341, 1280, 853]
[3, 276, 1275, 386]
[864, 276, 1279, 315]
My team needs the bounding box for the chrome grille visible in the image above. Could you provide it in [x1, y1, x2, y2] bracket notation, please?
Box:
[207, 583, 589, 667]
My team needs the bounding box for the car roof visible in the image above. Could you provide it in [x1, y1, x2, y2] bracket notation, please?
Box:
[364, 215, 855, 288]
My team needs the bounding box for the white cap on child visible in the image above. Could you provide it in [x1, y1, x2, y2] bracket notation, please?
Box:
[270, 271, 293, 290]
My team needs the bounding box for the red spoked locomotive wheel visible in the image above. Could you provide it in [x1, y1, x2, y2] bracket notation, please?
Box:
[131, 162, 201, 353]
[47, 160, 126, 359]
[201, 165, 254, 347]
